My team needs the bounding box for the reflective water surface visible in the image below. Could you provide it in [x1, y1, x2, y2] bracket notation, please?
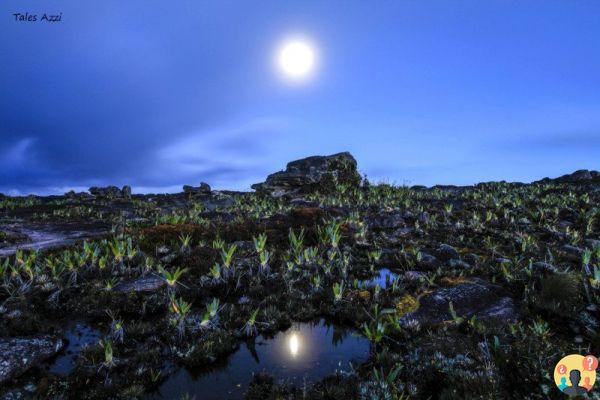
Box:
[366, 268, 397, 289]
[49, 321, 102, 375]
[154, 319, 370, 399]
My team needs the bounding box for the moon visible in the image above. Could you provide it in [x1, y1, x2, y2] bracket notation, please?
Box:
[276, 39, 317, 81]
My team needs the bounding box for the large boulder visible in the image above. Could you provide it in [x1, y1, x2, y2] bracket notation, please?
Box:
[183, 182, 211, 196]
[0, 335, 64, 384]
[252, 152, 361, 197]
[536, 169, 600, 184]
[89, 186, 124, 199]
[400, 278, 518, 328]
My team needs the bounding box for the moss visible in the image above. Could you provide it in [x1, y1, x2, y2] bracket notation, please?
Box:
[396, 294, 419, 316]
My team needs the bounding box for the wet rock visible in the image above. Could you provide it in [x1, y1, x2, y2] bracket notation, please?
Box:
[122, 185, 132, 200]
[437, 244, 459, 261]
[418, 252, 440, 270]
[89, 186, 123, 199]
[532, 261, 557, 274]
[400, 278, 518, 327]
[585, 239, 600, 249]
[0, 336, 64, 384]
[494, 257, 511, 265]
[114, 275, 166, 293]
[404, 271, 426, 282]
[563, 244, 583, 256]
[366, 211, 405, 230]
[562, 244, 584, 262]
[448, 259, 471, 269]
[251, 152, 361, 198]
[183, 182, 211, 196]
[557, 220, 573, 229]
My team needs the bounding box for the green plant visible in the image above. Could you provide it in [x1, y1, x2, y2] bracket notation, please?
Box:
[220, 244, 237, 268]
[448, 301, 464, 324]
[332, 282, 344, 303]
[162, 266, 187, 287]
[253, 233, 267, 253]
[242, 308, 260, 336]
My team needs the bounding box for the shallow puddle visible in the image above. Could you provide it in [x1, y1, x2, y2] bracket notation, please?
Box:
[153, 319, 370, 399]
[365, 268, 397, 289]
[49, 321, 102, 375]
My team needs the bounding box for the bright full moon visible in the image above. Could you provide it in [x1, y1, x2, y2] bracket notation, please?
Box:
[277, 39, 316, 81]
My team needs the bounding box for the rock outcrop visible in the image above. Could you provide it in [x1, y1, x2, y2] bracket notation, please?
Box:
[183, 182, 211, 196]
[88, 185, 132, 199]
[114, 275, 166, 293]
[0, 335, 64, 384]
[400, 278, 518, 328]
[536, 169, 600, 184]
[252, 152, 361, 197]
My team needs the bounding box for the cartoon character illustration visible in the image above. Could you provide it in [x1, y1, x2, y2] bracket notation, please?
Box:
[563, 370, 588, 396]
[558, 377, 568, 391]
[582, 377, 593, 391]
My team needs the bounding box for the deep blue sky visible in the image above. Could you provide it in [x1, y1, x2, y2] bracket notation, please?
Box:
[1, 1, 599, 194]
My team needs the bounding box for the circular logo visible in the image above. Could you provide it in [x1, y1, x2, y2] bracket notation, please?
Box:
[554, 354, 598, 396]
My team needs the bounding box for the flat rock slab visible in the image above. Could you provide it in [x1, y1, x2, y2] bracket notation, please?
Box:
[114, 275, 166, 293]
[0, 335, 64, 384]
[0, 222, 109, 256]
[401, 278, 518, 327]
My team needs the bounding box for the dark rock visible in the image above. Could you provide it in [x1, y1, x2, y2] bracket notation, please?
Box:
[183, 182, 211, 196]
[122, 185, 132, 200]
[562, 244, 584, 262]
[563, 244, 583, 255]
[89, 186, 123, 199]
[0, 336, 64, 384]
[532, 261, 557, 274]
[366, 211, 405, 231]
[585, 239, 600, 249]
[555, 169, 598, 183]
[418, 252, 440, 270]
[400, 278, 518, 328]
[114, 275, 166, 293]
[404, 270, 426, 282]
[251, 152, 361, 198]
[448, 259, 471, 269]
[437, 244, 459, 262]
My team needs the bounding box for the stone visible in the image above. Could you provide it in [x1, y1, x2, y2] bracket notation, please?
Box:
[585, 239, 600, 249]
[183, 182, 211, 196]
[88, 186, 123, 199]
[251, 152, 361, 198]
[448, 259, 471, 269]
[418, 252, 440, 270]
[531, 261, 557, 274]
[404, 270, 427, 282]
[122, 185, 132, 200]
[563, 244, 583, 255]
[114, 275, 166, 293]
[555, 169, 598, 183]
[400, 278, 518, 328]
[366, 211, 405, 231]
[437, 244, 459, 261]
[0, 336, 64, 384]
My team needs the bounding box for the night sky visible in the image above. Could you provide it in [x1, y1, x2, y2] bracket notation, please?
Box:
[1, 1, 599, 194]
